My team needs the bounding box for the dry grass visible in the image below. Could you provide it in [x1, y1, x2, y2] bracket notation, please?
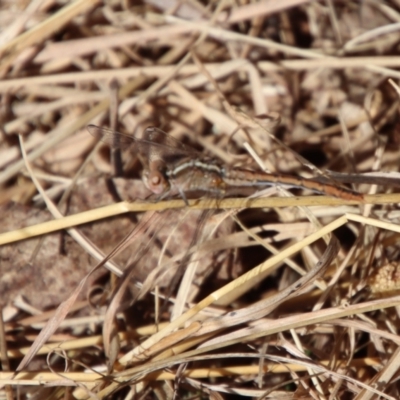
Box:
[2, 1, 400, 399]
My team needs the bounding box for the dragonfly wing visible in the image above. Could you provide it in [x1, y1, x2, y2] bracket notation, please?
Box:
[140, 127, 200, 166]
[87, 125, 137, 147]
[87, 125, 200, 166]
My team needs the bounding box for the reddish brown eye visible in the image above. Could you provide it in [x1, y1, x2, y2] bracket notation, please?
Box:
[151, 175, 160, 185]
[146, 171, 168, 194]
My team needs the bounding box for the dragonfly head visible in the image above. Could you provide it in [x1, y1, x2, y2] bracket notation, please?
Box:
[142, 168, 170, 195]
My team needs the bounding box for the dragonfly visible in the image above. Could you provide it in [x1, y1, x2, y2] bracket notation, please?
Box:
[88, 124, 367, 312]
[87, 125, 364, 202]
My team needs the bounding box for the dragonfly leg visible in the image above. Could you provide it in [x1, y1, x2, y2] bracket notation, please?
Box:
[178, 188, 189, 206]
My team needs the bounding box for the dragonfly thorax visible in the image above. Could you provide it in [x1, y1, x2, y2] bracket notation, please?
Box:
[165, 157, 227, 196]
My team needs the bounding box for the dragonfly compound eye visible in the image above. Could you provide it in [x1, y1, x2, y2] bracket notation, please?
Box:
[145, 170, 168, 194]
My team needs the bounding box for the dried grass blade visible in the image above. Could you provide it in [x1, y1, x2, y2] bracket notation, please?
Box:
[196, 235, 340, 343]
[102, 212, 163, 369]
[0, 76, 144, 185]
[14, 134, 107, 371]
[119, 216, 348, 365]
[0, 0, 101, 73]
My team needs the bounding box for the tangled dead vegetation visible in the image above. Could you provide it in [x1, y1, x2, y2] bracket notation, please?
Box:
[2, 1, 400, 399]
